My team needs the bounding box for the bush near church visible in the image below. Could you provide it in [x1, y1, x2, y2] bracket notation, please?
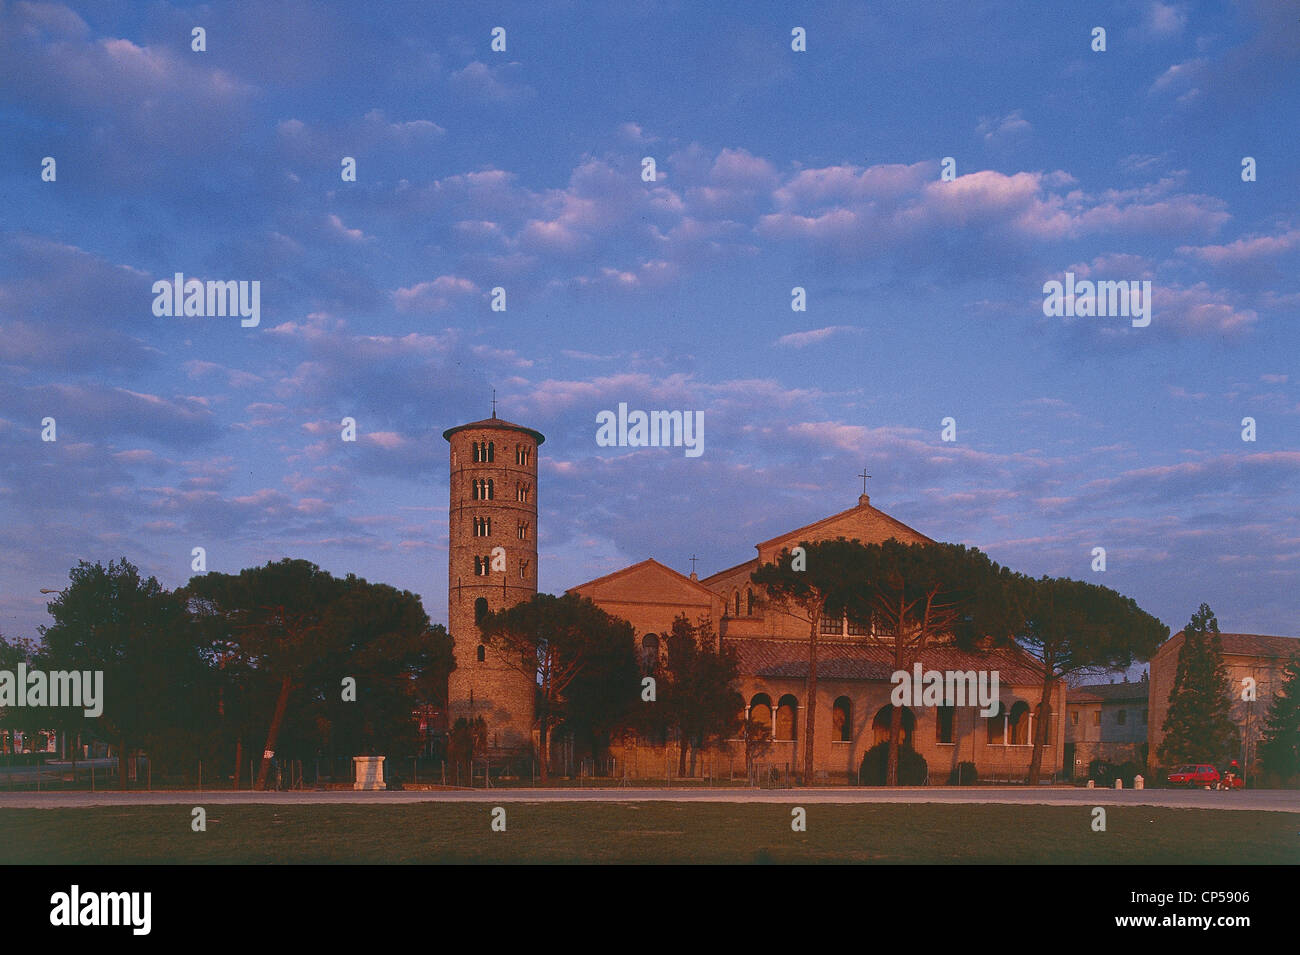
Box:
[1087, 758, 1141, 788]
[948, 761, 977, 786]
[859, 742, 928, 786]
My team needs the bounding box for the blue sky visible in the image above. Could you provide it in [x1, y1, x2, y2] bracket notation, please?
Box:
[2, 0, 1298, 644]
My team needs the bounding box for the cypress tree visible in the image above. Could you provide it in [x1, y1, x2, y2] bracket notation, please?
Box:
[1157, 603, 1238, 768]
[1257, 654, 1300, 782]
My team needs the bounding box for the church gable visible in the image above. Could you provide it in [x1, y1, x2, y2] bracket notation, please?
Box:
[755, 496, 932, 565]
[569, 558, 717, 610]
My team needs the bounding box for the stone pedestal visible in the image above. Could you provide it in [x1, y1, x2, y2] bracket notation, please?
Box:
[1134, 775, 1144, 790]
[353, 756, 386, 791]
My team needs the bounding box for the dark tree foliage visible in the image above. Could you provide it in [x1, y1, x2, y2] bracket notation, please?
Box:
[478, 591, 637, 781]
[183, 559, 440, 789]
[1157, 604, 1238, 770]
[660, 614, 745, 775]
[1012, 575, 1167, 784]
[1257, 653, 1300, 783]
[38, 558, 208, 786]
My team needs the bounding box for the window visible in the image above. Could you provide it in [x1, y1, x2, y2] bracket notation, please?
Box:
[1117, 709, 1127, 726]
[1071, 711, 1079, 726]
[986, 702, 1006, 744]
[476, 644, 485, 662]
[519, 559, 529, 579]
[516, 483, 530, 503]
[474, 597, 488, 624]
[733, 591, 741, 617]
[486, 479, 493, 500]
[472, 478, 494, 501]
[1008, 701, 1030, 745]
[474, 556, 490, 577]
[832, 697, 852, 742]
[746, 589, 755, 616]
[474, 516, 491, 537]
[748, 694, 773, 737]
[487, 441, 494, 463]
[820, 613, 842, 635]
[776, 695, 798, 741]
[936, 705, 955, 744]
[515, 445, 530, 466]
[873, 704, 915, 746]
[1093, 711, 1101, 725]
[472, 441, 481, 463]
[846, 615, 871, 636]
[641, 633, 660, 672]
[517, 521, 528, 540]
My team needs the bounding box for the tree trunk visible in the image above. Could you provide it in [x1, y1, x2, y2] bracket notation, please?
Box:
[118, 736, 128, 789]
[537, 722, 551, 783]
[887, 704, 902, 786]
[804, 615, 820, 786]
[678, 733, 688, 776]
[255, 674, 293, 791]
[1027, 675, 1055, 785]
[233, 737, 243, 791]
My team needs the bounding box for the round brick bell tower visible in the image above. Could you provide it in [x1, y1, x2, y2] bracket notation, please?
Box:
[443, 410, 543, 753]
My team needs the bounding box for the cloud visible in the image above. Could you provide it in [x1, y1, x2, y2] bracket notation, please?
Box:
[392, 276, 479, 312]
[774, 326, 860, 348]
[449, 61, 534, 103]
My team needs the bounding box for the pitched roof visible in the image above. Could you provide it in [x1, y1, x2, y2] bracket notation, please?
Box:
[754, 497, 934, 552]
[1068, 682, 1147, 703]
[567, 557, 718, 602]
[1170, 631, 1300, 659]
[728, 638, 1043, 686]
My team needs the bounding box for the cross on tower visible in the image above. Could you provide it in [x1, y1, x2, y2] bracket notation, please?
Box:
[491, 388, 497, 419]
[688, 554, 699, 575]
[858, 469, 872, 494]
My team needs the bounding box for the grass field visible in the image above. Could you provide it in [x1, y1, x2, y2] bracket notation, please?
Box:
[2, 802, 1296, 864]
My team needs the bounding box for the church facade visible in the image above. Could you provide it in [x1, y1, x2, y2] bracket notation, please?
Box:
[570, 493, 1067, 783]
[444, 412, 1066, 782]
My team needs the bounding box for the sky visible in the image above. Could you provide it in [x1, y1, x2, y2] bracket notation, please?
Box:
[1, 0, 1298, 645]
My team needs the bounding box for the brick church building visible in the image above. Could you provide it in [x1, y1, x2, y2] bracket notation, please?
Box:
[444, 412, 1065, 782]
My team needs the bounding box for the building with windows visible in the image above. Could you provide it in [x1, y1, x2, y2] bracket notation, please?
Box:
[1064, 678, 1149, 777]
[570, 492, 1066, 782]
[1147, 630, 1300, 775]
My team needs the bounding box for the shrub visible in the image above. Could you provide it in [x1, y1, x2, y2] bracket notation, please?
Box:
[947, 761, 977, 786]
[859, 742, 928, 785]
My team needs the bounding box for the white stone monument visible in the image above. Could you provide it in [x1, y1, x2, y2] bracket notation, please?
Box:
[353, 755, 386, 791]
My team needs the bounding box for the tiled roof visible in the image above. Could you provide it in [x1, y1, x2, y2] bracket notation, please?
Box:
[1212, 633, 1300, 658]
[1069, 682, 1147, 703]
[728, 638, 1043, 686]
[442, 417, 545, 444]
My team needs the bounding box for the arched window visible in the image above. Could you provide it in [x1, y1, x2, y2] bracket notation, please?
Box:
[733, 591, 740, 617]
[476, 644, 486, 662]
[986, 701, 1006, 744]
[776, 694, 798, 741]
[472, 441, 480, 463]
[746, 589, 755, 616]
[832, 696, 852, 742]
[517, 521, 528, 540]
[748, 693, 772, 737]
[936, 705, 955, 744]
[487, 441, 495, 463]
[641, 633, 660, 672]
[872, 704, 915, 746]
[1009, 701, 1030, 745]
[474, 597, 488, 624]
[486, 479, 494, 500]
[517, 483, 529, 503]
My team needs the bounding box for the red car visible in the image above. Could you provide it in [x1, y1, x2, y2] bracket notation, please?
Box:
[1166, 764, 1220, 787]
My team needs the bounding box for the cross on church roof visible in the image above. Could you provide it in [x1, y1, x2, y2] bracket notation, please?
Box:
[859, 469, 871, 494]
[491, 388, 497, 419]
[689, 554, 698, 574]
